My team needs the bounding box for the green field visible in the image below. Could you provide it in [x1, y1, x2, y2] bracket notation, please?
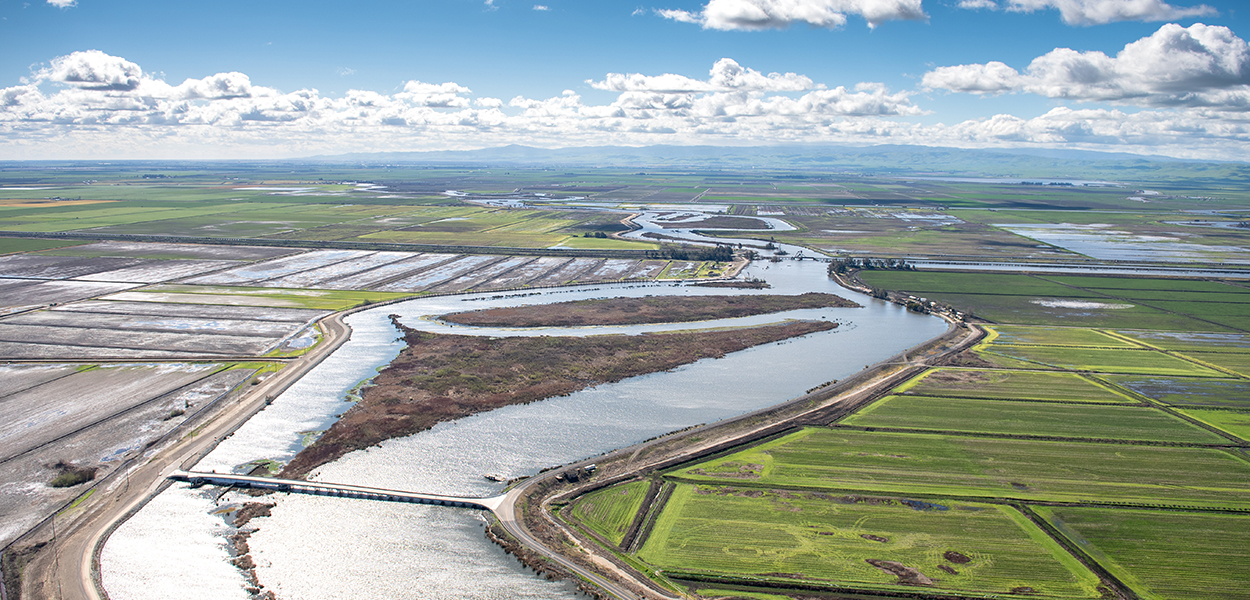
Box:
[986, 325, 1140, 347]
[0, 237, 85, 254]
[673, 428, 1250, 508]
[1038, 507, 1250, 600]
[984, 345, 1224, 376]
[841, 395, 1227, 443]
[857, 272, 1242, 331]
[111, 285, 414, 310]
[1181, 351, 1250, 377]
[569, 480, 651, 546]
[898, 368, 1133, 403]
[1114, 331, 1250, 353]
[1177, 409, 1250, 442]
[638, 485, 1101, 598]
[1103, 376, 1250, 408]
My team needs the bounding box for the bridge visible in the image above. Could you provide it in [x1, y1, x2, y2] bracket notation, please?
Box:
[168, 470, 505, 512]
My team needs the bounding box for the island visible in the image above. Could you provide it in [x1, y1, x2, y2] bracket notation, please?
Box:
[281, 294, 855, 477]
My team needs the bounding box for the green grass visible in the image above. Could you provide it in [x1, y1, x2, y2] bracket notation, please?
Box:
[0, 237, 86, 254]
[637, 484, 1101, 598]
[987, 325, 1142, 347]
[1041, 276, 1245, 293]
[859, 272, 1098, 298]
[570, 480, 651, 546]
[1038, 507, 1250, 600]
[1180, 352, 1250, 377]
[841, 395, 1227, 443]
[1113, 331, 1250, 353]
[985, 345, 1225, 376]
[672, 428, 1250, 508]
[1103, 376, 1250, 408]
[123, 285, 414, 310]
[1177, 409, 1250, 442]
[898, 368, 1134, 403]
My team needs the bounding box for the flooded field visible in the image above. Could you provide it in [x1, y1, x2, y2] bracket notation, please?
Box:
[0, 364, 255, 546]
[100, 260, 949, 600]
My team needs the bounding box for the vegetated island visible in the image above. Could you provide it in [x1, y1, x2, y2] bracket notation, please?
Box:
[281, 304, 844, 478]
[440, 292, 859, 328]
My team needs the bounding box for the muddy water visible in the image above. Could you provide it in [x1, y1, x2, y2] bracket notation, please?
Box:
[101, 260, 947, 600]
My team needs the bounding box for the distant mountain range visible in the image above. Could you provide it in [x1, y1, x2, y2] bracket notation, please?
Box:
[306, 144, 1249, 182]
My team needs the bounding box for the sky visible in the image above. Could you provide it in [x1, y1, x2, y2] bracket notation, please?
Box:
[0, 0, 1246, 161]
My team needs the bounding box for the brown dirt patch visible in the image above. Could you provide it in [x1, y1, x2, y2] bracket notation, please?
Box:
[865, 559, 933, 586]
[860, 534, 889, 543]
[944, 550, 972, 564]
[938, 565, 958, 575]
[440, 293, 858, 328]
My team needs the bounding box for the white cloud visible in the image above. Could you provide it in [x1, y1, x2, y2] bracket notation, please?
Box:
[533, 4, 550, 10]
[957, 0, 997, 9]
[923, 23, 1250, 109]
[46, 0, 75, 7]
[3, 49, 1250, 161]
[999, 0, 1216, 26]
[590, 59, 816, 93]
[39, 50, 143, 91]
[337, 67, 356, 76]
[656, 0, 926, 30]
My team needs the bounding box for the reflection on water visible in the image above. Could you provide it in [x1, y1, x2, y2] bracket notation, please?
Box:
[102, 260, 947, 600]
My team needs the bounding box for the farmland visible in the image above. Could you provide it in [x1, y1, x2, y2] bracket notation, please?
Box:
[638, 485, 1101, 597]
[897, 368, 1133, 403]
[840, 395, 1229, 443]
[568, 480, 652, 546]
[1036, 507, 1250, 600]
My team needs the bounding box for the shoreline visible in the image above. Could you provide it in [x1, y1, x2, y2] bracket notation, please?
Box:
[491, 314, 976, 599]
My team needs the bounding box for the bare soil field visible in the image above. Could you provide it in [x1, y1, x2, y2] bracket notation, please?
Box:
[443, 293, 859, 327]
[0, 279, 138, 312]
[73, 259, 240, 283]
[0, 363, 221, 462]
[0, 255, 148, 279]
[52, 300, 327, 323]
[282, 319, 837, 477]
[184, 249, 374, 286]
[524, 257, 602, 286]
[0, 367, 255, 547]
[0, 324, 283, 358]
[42, 241, 298, 261]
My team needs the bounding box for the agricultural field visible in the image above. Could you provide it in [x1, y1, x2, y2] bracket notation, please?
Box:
[840, 395, 1227, 443]
[638, 485, 1101, 598]
[987, 325, 1140, 347]
[568, 480, 651, 546]
[1104, 376, 1250, 408]
[1176, 409, 1250, 441]
[670, 427, 1250, 507]
[1037, 507, 1250, 600]
[981, 345, 1224, 376]
[897, 368, 1133, 403]
[857, 271, 1249, 332]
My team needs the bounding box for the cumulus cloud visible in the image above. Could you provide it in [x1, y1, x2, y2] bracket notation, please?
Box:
[997, 0, 1216, 26]
[957, 0, 997, 9]
[923, 23, 1250, 109]
[4, 49, 1250, 161]
[533, 4, 550, 9]
[590, 58, 816, 93]
[46, 0, 76, 7]
[656, 0, 926, 30]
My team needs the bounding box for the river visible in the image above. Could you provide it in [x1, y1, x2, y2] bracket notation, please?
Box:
[100, 254, 947, 600]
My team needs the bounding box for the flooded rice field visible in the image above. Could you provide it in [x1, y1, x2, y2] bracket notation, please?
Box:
[0, 364, 255, 546]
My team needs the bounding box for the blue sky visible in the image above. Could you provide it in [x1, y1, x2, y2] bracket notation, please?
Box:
[1, 0, 1246, 160]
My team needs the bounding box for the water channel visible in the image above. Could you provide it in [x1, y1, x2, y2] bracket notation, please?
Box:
[101, 225, 948, 600]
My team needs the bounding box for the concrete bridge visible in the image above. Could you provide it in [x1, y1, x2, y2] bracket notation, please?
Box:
[168, 470, 505, 512]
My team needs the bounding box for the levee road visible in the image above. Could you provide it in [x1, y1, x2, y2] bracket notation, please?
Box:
[494, 317, 980, 600]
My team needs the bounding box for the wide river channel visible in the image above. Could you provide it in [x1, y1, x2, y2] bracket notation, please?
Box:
[100, 258, 948, 600]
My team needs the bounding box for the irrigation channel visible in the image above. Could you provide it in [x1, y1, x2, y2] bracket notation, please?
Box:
[99, 213, 948, 600]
